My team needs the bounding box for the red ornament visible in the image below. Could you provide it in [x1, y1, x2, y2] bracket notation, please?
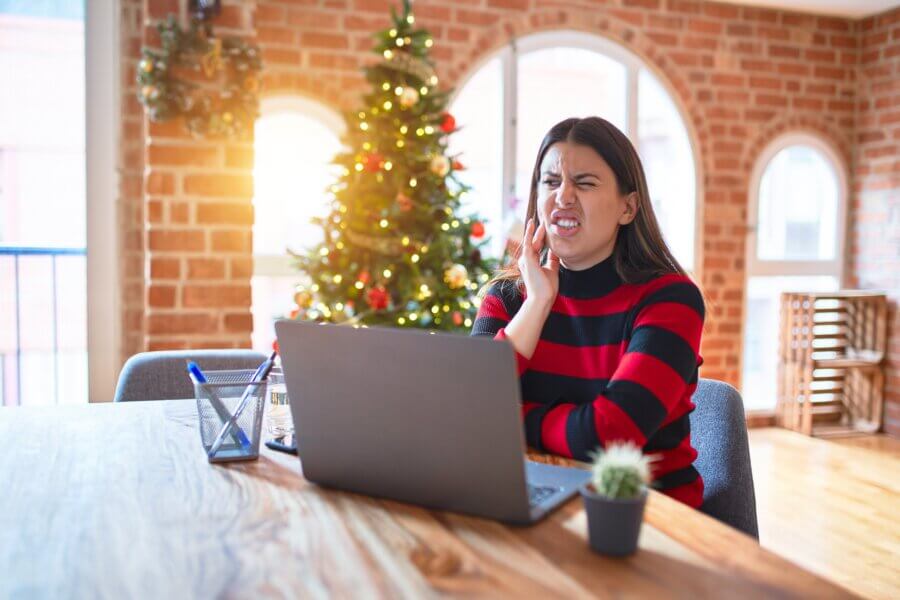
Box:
[396, 192, 413, 212]
[358, 270, 371, 284]
[470, 221, 485, 239]
[452, 311, 463, 326]
[362, 152, 383, 173]
[366, 285, 389, 311]
[440, 113, 456, 133]
[452, 159, 464, 171]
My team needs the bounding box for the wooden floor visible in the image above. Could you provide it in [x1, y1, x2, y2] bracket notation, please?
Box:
[748, 428, 900, 599]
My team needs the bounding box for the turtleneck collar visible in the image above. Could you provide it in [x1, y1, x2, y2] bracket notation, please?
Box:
[558, 255, 622, 299]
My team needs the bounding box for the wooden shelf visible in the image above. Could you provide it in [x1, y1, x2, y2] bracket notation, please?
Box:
[777, 291, 887, 437]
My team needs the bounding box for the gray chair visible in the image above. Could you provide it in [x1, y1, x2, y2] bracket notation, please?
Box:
[690, 379, 759, 539]
[114, 350, 267, 402]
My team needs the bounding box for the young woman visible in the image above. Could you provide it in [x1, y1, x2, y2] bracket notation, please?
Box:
[472, 116, 705, 508]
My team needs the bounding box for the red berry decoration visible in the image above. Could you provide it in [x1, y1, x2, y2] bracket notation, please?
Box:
[358, 270, 371, 284]
[366, 285, 389, 311]
[362, 152, 383, 173]
[452, 159, 464, 171]
[440, 113, 456, 133]
[470, 221, 485, 239]
[452, 311, 463, 326]
[272, 339, 280, 353]
[396, 192, 413, 212]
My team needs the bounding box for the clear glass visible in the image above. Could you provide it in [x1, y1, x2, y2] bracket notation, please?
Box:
[252, 111, 344, 256]
[515, 47, 628, 221]
[0, 7, 87, 405]
[741, 275, 840, 411]
[266, 368, 292, 440]
[638, 69, 696, 271]
[251, 273, 301, 354]
[757, 146, 839, 261]
[448, 56, 505, 258]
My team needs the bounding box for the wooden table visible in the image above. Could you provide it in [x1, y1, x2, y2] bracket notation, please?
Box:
[0, 401, 854, 598]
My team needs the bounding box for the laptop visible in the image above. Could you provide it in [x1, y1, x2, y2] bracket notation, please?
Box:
[274, 319, 590, 524]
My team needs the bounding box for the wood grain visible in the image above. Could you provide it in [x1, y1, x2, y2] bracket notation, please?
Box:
[0, 402, 855, 599]
[750, 428, 900, 600]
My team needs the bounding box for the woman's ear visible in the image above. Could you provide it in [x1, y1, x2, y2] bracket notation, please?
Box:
[619, 192, 639, 225]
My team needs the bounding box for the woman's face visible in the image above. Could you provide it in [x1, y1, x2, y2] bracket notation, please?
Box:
[536, 141, 636, 271]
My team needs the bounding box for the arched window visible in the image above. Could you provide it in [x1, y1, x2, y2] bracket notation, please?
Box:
[448, 30, 698, 269]
[742, 134, 848, 410]
[251, 96, 345, 351]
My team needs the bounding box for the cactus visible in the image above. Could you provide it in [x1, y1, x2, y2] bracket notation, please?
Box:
[589, 442, 652, 500]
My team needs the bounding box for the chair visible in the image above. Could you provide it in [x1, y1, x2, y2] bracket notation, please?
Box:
[690, 379, 759, 539]
[114, 350, 268, 402]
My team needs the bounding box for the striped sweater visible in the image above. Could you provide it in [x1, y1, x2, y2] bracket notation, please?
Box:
[472, 256, 705, 508]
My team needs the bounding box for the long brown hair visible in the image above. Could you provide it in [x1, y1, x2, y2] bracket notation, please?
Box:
[486, 116, 687, 292]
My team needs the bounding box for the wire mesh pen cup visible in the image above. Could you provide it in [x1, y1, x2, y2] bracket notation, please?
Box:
[194, 369, 266, 463]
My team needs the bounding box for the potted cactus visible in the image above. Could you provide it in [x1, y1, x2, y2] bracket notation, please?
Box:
[580, 441, 652, 556]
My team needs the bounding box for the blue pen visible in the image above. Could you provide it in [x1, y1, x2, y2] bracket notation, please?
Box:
[207, 351, 277, 457]
[187, 362, 251, 449]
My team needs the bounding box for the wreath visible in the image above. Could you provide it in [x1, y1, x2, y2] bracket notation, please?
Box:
[137, 15, 262, 138]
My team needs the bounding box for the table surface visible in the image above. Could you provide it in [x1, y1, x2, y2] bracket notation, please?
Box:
[0, 401, 854, 599]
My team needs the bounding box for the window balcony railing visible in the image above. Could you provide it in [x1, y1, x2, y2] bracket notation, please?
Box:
[0, 246, 87, 406]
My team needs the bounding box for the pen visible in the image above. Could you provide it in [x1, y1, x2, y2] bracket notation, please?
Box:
[207, 351, 278, 457]
[187, 362, 251, 449]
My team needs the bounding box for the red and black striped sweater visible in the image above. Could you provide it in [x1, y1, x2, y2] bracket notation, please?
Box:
[472, 257, 705, 508]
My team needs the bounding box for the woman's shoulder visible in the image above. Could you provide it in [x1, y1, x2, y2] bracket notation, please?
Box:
[482, 279, 525, 313]
[630, 272, 705, 318]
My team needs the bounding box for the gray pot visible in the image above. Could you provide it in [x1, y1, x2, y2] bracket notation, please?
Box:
[580, 484, 647, 556]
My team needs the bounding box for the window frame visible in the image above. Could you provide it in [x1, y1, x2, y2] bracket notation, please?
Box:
[86, 0, 120, 402]
[448, 29, 702, 271]
[741, 132, 849, 416]
[745, 132, 849, 281]
[252, 95, 346, 279]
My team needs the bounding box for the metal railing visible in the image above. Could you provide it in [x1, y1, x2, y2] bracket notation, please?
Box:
[0, 246, 86, 406]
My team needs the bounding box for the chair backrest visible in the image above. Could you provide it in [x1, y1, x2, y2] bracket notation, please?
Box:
[114, 350, 268, 402]
[689, 379, 759, 539]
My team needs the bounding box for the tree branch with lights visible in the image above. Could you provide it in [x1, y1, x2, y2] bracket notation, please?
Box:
[290, 0, 498, 331]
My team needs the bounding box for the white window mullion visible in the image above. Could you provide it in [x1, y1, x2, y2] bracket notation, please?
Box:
[501, 41, 518, 226]
[626, 64, 639, 146]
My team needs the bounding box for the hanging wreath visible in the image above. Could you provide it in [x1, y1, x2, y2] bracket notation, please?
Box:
[137, 15, 262, 139]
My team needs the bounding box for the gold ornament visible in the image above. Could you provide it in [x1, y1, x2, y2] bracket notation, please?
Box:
[140, 58, 154, 73]
[222, 112, 234, 123]
[201, 38, 224, 78]
[399, 87, 420, 108]
[141, 85, 159, 100]
[294, 290, 313, 308]
[430, 155, 451, 177]
[444, 264, 469, 289]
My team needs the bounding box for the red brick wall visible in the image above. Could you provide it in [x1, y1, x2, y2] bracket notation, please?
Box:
[851, 8, 900, 435]
[119, 0, 897, 424]
[139, 1, 256, 352]
[120, 0, 145, 361]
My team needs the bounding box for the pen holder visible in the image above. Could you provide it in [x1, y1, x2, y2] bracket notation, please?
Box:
[194, 369, 266, 463]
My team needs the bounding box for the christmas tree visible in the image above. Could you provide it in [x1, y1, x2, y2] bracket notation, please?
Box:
[290, 0, 498, 332]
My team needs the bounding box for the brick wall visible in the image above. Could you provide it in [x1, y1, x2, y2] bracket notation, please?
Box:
[119, 0, 897, 422]
[851, 9, 900, 435]
[137, 1, 256, 352]
[120, 0, 145, 361]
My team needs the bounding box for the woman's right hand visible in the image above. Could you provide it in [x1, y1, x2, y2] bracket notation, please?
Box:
[518, 218, 560, 310]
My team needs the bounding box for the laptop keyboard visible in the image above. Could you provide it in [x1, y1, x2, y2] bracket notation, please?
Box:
[527, 484, 560, 506]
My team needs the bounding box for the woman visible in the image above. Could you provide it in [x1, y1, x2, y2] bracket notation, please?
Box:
[472, 116, 705, 508]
